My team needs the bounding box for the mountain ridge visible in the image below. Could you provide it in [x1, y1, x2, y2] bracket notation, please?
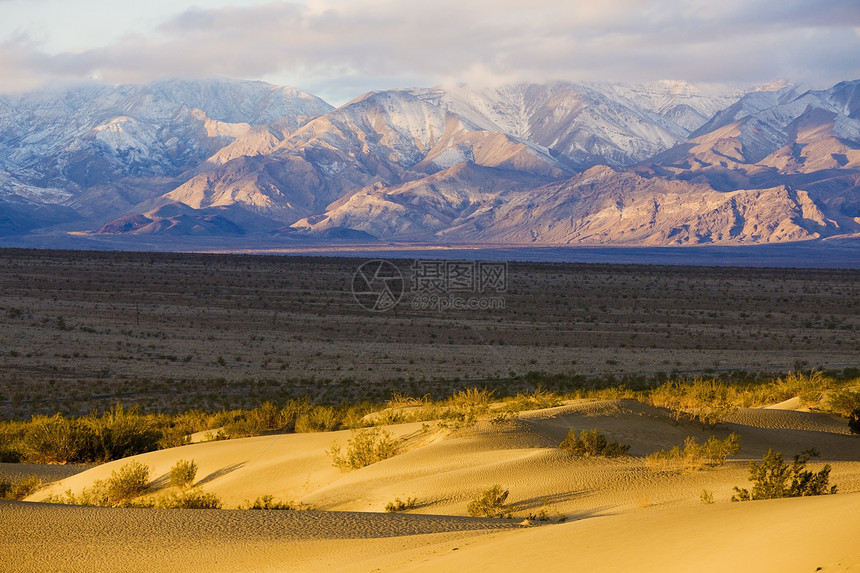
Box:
[2, 77, 859, 248]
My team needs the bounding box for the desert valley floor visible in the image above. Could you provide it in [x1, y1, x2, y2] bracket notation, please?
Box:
[0, 248, 858, 572]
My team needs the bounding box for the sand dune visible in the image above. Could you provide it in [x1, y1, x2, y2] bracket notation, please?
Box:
[8, 398, 860, 571]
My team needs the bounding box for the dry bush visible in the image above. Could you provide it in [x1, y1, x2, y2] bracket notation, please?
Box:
[157, 488, 222, 509]
[44, 461, 151, 507]
[559, 429, 630, 458]
[732, 449, 837, 501]
[295, 405, 341, 433]
[648, 379, 738, 428]
[0, 475, 41, 500]
[105, 461, 151, 504]
[329, 427, 398, 471]
[503, 387, 562, 412]
[647, 433, 741, 472]
[169, 459, 198, 489]
[467, 485, 513, 518]
[385, 496, 417, 513]
[826, 388, 860, 418]
[241, 495, 297, 510]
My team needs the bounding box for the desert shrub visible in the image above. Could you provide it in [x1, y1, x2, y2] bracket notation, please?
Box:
[86, 404, 161, 462]
[0, 421, 26, 462]
[106, 461, 151, 504]
[503, 387, 562, 412]
[559, 429, 630, 458]
[21, 414, 96, 463]
[467, 485, 513, 518]
[385, 497, 417, 513]
[44, 461, 150, 507]
[448, 387, 495, 407]
[648, 379, 738, 428]
[700, 489, 715, 504]
[157, 488, 222, 509]
[647, 434, 741, 472]
[44, 486, 105, 507]
[169, 459, 198, 489]
[0, 475, 41, 500]
[329, 427, 398, 471]
[157, 410, 209, 449]
[218, 400, 312, 438]
[295, 405, 341, 433]
[242, 495, 296, 510]
[732, 449, 837, 501]
[387, 392, 428, 409]
[849, 408, 860, 435]
[826, 389, 860, 418]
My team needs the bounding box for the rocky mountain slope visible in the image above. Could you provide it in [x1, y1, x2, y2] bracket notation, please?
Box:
[1, 78, 859, 246]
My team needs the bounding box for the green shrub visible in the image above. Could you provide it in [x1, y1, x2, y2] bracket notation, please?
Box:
[732, 449, 837, 501]
[242, 495, 296, 510]
[157, 488, 222, 509]
[647, 433, 741, 472]
[448, 387, 495, 407]
[44, 461, 151, 507]
[385, 497, 417, 513]
[559, 429, 630, 458]
[648, 379, 738, 428]
[169, 459, 198, 490]
[329, 427, 399, 471]
[0, 475, 41, 500]
[295, 406, 341, 433]
[849, 408, 860, 435]
[22, 414, 96, 464]
[86, 404, 161, 462]
[158, 410, 208, 448]
[105, 461, 151, 504]
[826, 389, 860, 418]
[467, 485, 513, 518]
[503, 387, 562, 412]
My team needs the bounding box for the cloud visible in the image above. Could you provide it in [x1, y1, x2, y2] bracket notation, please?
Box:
[1, 0, 859, 101]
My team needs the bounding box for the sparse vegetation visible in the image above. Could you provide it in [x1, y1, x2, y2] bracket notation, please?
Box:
[700, 489, 715, 504]
[826, 388, 860, 418]
[732, 449, 837, 501]
[241, 495, 297, 510]
[385, 497, 417, 513]
[157, 488, 222, 509]
[849, 408, 860, 435]
[648, 378, 738, 428]
[559, 429, 630, 458]
[467, 485, 513, 518]
[329, 427, 399, 471]
[0, 475, 41, 500]
[646, 433, 741, 472]
[105, 461, 151, 504]
[169, 459, 198, 490]
[45, 461, 151, 507]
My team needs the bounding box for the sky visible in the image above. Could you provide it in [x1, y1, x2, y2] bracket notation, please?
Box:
[1, 0, 859, 105]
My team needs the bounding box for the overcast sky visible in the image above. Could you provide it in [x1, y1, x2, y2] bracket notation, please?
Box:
[1, 0, 859, 104]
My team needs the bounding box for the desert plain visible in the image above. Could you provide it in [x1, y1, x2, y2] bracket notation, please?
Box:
[0, 248, 859, 572]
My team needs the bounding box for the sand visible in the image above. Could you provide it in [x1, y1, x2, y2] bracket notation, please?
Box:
[5, 399, 860, 572]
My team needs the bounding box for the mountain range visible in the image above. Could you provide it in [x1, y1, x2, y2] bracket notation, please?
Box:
[1, 77, 858, 247]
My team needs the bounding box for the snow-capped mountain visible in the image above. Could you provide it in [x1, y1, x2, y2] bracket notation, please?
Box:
[409, 81, 743, 169]
[0, 79, 333, 229]
[1, 77, 859, 246]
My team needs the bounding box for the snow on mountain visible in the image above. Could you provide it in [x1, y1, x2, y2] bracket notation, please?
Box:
[4, 77, 860, 247]
[0, 79, 332, 196]
[410, 81, 745, 169]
